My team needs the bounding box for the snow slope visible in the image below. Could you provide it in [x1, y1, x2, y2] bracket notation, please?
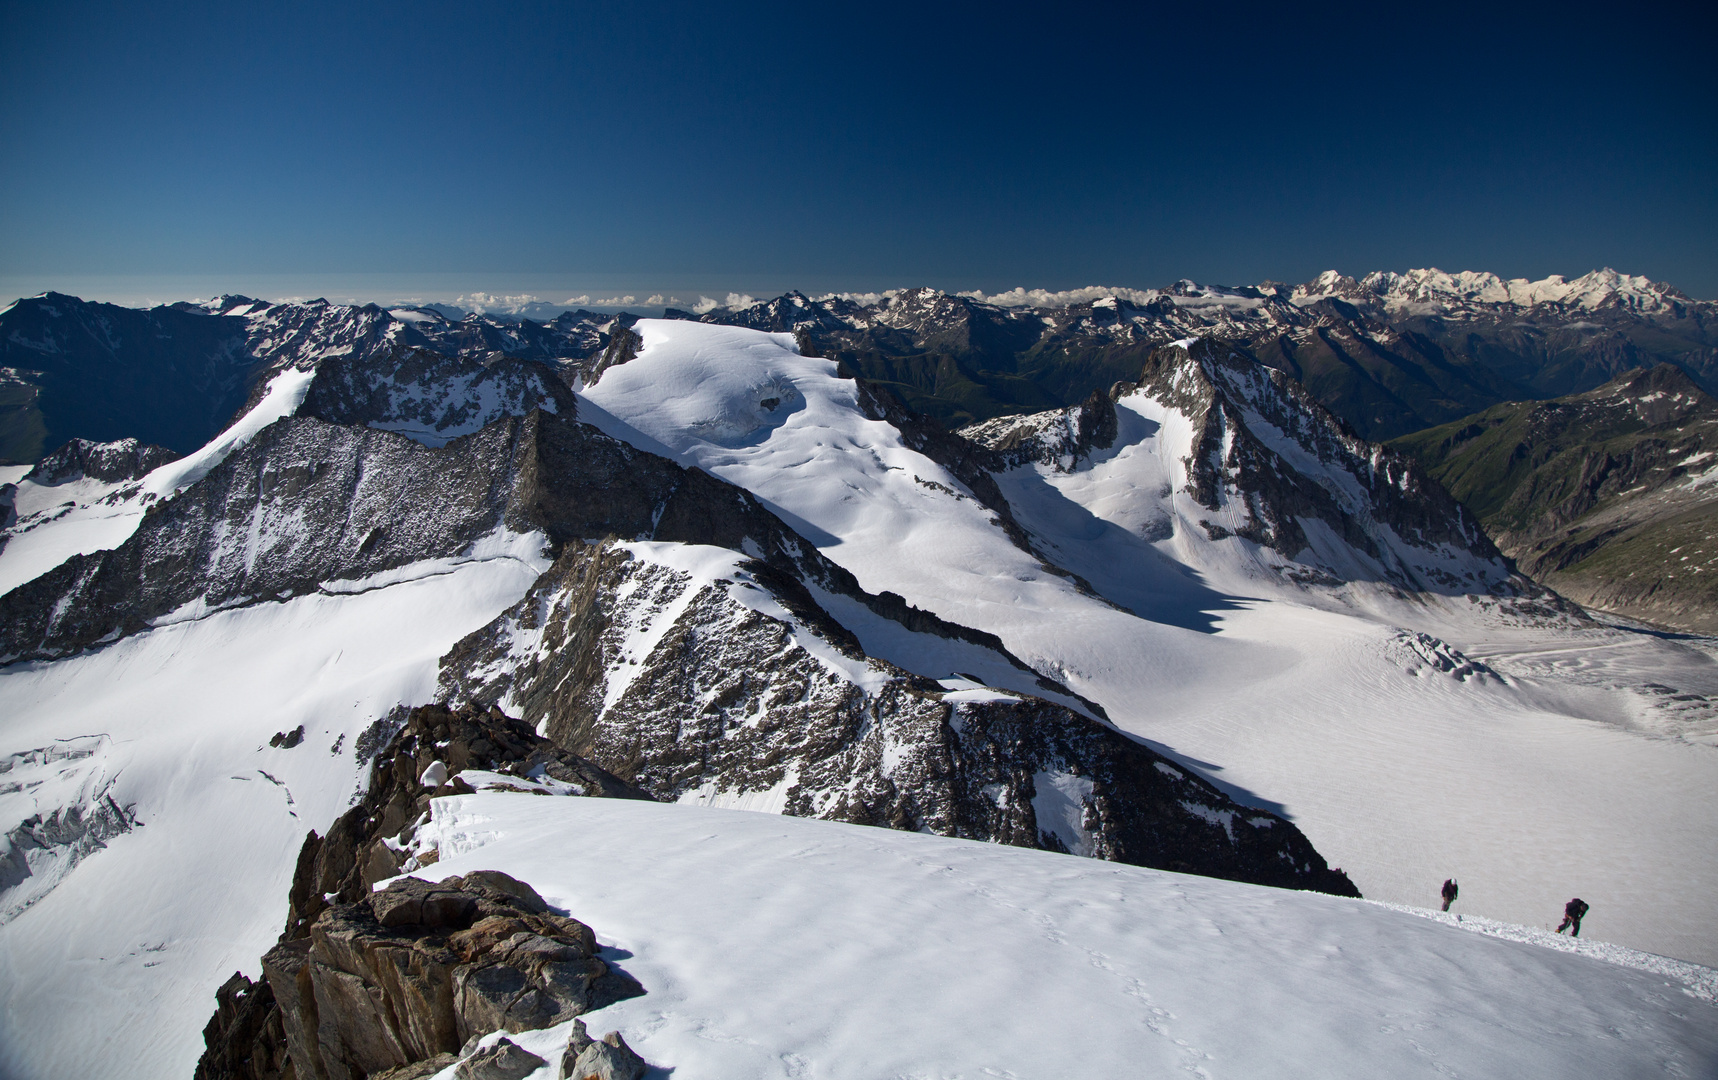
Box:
[405, 793, 1718, 1079]
[582, 320, 1718, 965]
[0, 534, 550, 1080]
[0, 365, 315, 596]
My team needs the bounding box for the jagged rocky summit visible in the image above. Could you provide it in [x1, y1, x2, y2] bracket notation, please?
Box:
[959, 337, 1529, 598]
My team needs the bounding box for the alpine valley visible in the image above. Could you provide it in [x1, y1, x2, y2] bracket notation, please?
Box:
[0, 274, 1715, 1080]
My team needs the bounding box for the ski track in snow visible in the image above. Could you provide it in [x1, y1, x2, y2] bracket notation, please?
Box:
[584, 319, 1718, 968]
[408, 794, 1718, 1080]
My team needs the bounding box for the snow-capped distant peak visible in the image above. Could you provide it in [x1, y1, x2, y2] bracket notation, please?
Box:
[1291, 266, 1681, 315]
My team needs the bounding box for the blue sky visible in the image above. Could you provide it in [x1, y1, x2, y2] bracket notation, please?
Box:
[2, 1, 1714, 303]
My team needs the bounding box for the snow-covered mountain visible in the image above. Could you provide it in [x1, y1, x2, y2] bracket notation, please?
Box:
[961, 337, 1517, 598]
[696, 270, 1718, 440]
[1, 297, 1715, 1079]
[0, 292, 625, 464]
[1290, 267, 1689, 316]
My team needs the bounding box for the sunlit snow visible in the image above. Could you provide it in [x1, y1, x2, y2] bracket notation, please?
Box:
[400, 794, 1718, 1079]
[584, 320, 1718, 966]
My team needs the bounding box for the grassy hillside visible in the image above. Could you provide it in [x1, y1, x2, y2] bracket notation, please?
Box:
[1392, 365, 1718, 632]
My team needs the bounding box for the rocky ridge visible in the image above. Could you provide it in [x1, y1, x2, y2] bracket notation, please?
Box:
[194, 703, 653, 1080]
[962, 339, 1523, 597]
[6, 274, 1711, 467]
[0, 292, 630, 466]
[696, 273, 1718, 440]
[21, 436, 180, 485]
[436, 538, 1358, 892]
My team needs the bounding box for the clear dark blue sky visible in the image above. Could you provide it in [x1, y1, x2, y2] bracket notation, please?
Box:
[3, 1, 1714, 300]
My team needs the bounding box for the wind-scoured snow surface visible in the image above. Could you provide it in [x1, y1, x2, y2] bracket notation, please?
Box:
[0, 366, 315, 596]
[406, 793, 1717, 1079]
[0, 532, 550, 1078]
[583, 320, 1718, 966]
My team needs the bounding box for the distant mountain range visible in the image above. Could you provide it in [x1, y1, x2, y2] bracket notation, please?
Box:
[5, 269, 1714, 634]
[702, 269, 1717, 440]
[4, 268, 1713, 465]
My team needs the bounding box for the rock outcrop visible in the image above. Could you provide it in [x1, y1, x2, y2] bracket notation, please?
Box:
[22, 436, 181, 484]
[194, 704, 652, 1080]
[963, 339, 1525, 596]
[438, 539, 1360, 894]
[559, 1021, 647, 1080]
[258, 870, 635, 1080]
[298, 345, 576, 447]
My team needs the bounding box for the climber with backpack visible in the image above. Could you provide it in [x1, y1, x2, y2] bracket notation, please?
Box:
[1556, 897, 1589, 936]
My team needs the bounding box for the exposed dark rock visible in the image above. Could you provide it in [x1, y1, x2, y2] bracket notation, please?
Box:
[195, 704, 651, 1080]
[559, 1020, 648, 1080]
[254, 870, 630, 1080]
[0, 414, 545, 663]
[587, 324, 642, 384]
[438, 539, 1358, 895]
[458, 1038, 547, 1080]
[283, 704, 649, 939]
[298, 345, 576, 445]
[193, 972, 290, 1080]
[270, 725, 306, 749]
[959, 388, 1118, 471]
[22, 436, 181, 484]
[369, 1053, 459, 1080]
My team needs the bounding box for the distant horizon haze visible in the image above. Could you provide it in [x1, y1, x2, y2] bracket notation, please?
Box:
[3, 263, 1711, 314]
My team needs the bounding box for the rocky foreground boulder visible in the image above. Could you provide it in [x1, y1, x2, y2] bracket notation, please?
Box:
[195, 705, 654, 1080]
[267, 870, 641, 1080]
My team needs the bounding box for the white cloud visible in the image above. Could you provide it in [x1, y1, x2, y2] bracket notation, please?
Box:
[593, 295, 637, 307]
[455, 292, 547, 315]
[563, 295, 592, 306]
[813, 290, 901, 308]
[955, 286, 1163, 308]
[690, 293, 761, 313]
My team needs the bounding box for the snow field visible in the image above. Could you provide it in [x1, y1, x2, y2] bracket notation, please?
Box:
[583, 320, 1718, 965]
[0, 535, 550, 1079]
[411, 793, 1718, 1080]
[1124, 602, 1718, 967]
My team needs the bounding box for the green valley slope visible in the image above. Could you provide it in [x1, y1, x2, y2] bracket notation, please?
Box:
[1393, 365, 1718, 632]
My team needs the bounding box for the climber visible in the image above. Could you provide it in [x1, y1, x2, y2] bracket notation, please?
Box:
[1556, 897, 1589, 936]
